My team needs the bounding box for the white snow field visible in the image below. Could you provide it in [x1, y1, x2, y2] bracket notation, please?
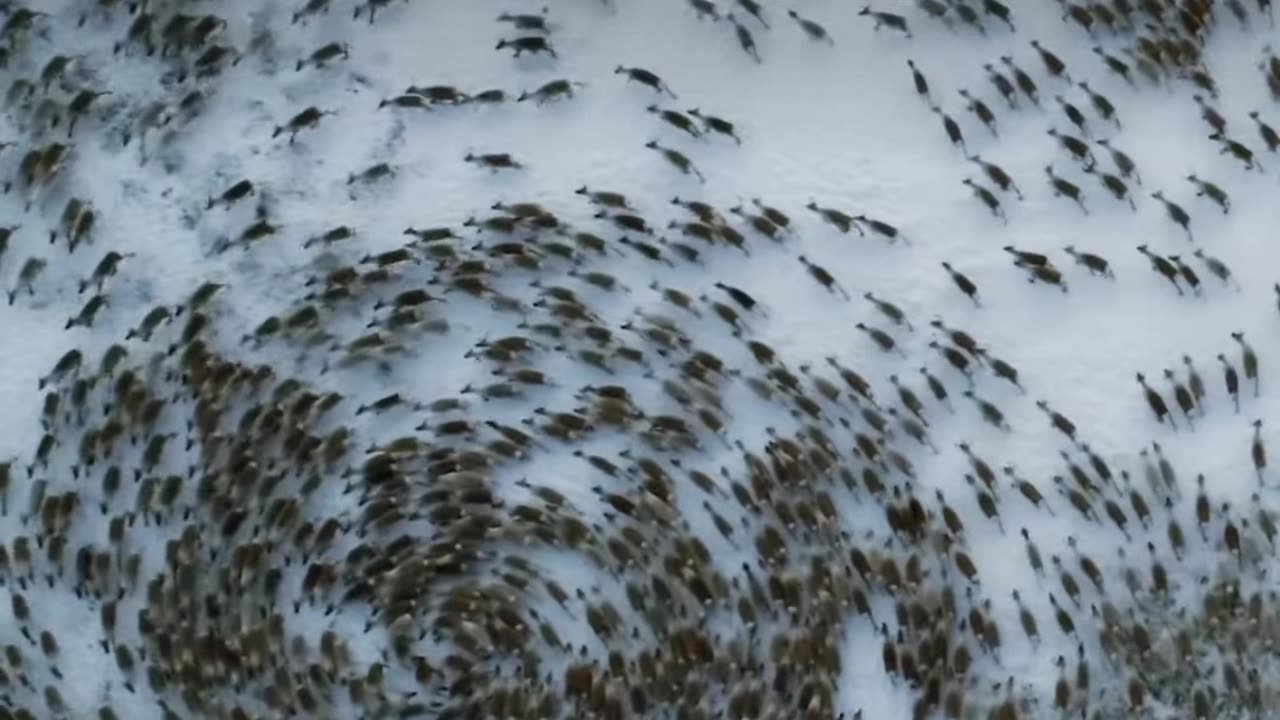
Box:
[0, 0, 1278, 718]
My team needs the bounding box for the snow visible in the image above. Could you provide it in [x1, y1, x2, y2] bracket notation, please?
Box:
[0, 0, 1277, 718]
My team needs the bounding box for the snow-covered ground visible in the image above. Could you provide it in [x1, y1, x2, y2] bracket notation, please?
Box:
[0, 0, 1278, 718]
